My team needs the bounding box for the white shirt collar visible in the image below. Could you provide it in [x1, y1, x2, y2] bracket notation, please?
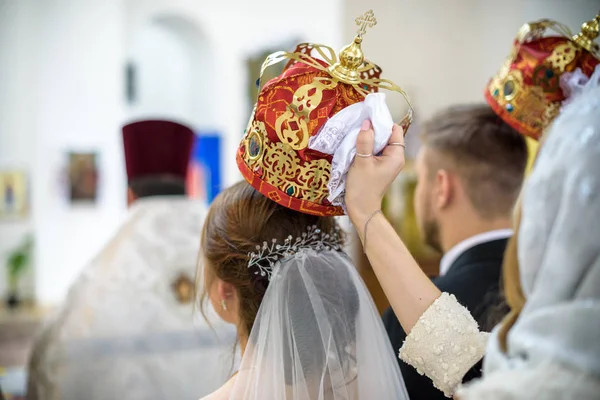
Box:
[439, 229, 513, 276]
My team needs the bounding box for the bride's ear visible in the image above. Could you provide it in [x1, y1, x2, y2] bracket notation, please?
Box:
[217, 280, 238, 320]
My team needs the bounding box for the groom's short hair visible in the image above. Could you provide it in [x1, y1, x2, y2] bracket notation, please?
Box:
[420, 104, 527, 219]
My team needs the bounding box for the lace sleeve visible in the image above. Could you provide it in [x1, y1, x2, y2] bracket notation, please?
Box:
[398, 293, 488, 398]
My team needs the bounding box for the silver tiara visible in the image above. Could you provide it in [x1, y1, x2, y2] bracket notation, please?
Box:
[247, 225, 343, 280]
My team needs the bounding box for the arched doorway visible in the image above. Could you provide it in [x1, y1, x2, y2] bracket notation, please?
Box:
[126, 14, 215, 129]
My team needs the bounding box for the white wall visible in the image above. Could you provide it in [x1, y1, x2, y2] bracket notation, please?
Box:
[0, 0, 37, 299]
[127, 16, 216, 129]
[128, 23, 197, 125]
[31, 0, 127, 304]
[1, 0, 127, 305]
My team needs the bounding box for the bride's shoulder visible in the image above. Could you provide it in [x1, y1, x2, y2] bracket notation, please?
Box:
[199, 376, 236, 400]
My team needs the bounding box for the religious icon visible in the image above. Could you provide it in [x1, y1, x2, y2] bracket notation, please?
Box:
[0, 171, 28, 219]
[68, 152, 99, 203]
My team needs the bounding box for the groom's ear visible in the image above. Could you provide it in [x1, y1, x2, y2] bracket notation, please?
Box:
[434, 169, 453, 210]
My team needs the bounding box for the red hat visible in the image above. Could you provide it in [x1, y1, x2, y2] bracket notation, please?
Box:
[237, 10, 413, 216]
[485, 15, 599, 141]
[122, 120, 195, 181]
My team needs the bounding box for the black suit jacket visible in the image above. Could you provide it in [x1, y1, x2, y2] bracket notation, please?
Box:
[383, 238, 509, 400]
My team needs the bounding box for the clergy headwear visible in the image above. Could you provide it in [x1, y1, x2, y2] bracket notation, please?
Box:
[122, 119, 194, 182]
[237, 10, 413, 216]
[485, 13, 599, 141]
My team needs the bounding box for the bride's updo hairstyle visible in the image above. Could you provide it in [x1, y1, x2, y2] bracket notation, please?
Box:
[200, 180, 346, 338]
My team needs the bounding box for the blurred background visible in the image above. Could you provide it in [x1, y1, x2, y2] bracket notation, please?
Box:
[0, 0, 598, 397]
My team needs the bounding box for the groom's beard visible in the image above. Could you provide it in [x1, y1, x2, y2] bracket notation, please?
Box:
[423, 218, 442, 254]
[420, 199, 442, 254]
[423, 220, 444, 254]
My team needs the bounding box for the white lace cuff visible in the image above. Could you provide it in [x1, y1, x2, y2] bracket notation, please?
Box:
[398, 293, 489, 397]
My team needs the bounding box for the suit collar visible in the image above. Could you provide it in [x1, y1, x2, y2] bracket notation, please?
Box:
[440, 230, 512, 276]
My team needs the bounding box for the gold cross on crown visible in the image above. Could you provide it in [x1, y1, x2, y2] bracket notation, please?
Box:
[355, 9, 377, 37]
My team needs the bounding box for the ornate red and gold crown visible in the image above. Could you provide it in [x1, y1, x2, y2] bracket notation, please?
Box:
[237, 10, 413, 216]
[485, 13, 599, 141]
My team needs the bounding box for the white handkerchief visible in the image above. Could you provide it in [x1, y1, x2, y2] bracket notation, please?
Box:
[560, 64, 600, 110]
[308, 93, 394, 210]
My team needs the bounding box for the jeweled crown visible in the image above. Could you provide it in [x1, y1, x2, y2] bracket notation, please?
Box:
[485, 13, 599, 140]
[237, 10, 414, 217]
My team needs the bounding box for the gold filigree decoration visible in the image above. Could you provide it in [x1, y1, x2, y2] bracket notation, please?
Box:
[275, 77, 338, 150]
[263, 141, 297, 189]
[305, 158, 330, 195]
[514, 15, 600, 58]
[548, 42, 580, 71]
[244, 127, 331, 204]
[498, 46, 518, 79]
[274, 111, 310, 151]
[516, 85, 546, 129]
[516, 21, 548, 43]
[543, 101, 562, 127]
[516, 19, 573, 44]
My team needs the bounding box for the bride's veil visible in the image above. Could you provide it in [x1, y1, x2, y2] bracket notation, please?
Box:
[229, 248, 409, 399]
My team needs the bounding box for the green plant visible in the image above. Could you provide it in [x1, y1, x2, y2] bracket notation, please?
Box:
[6, 235, 33, 292]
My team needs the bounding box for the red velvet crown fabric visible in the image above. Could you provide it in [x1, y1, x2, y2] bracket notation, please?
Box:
[485, 36, 599, 140]
[122, 120, 195, 181]
[236, 57, 376, 216]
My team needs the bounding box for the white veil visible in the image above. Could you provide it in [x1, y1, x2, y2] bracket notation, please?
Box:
[229, 248, 409, 399]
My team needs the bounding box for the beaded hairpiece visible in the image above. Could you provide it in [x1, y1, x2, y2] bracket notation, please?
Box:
[247, 225, 343, 280]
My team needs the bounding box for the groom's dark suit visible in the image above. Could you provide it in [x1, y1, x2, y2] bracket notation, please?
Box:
[382, 238, 509, 400]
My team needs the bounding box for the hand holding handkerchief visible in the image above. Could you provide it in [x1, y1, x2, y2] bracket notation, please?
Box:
[308, 93, 394, 210]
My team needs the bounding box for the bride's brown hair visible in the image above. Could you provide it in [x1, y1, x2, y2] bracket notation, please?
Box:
[497, 199, 526, 351]
[198, 180, 343, 338]
[499, 137, 542, 351]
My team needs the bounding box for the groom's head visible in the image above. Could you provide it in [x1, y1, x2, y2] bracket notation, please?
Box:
[413, 104, 527, 253]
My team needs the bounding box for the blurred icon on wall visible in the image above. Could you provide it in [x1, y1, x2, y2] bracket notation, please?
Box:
[0, 171, 28, 219]
[68, 152, 99, 203]
[187, 133, 221, 204]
